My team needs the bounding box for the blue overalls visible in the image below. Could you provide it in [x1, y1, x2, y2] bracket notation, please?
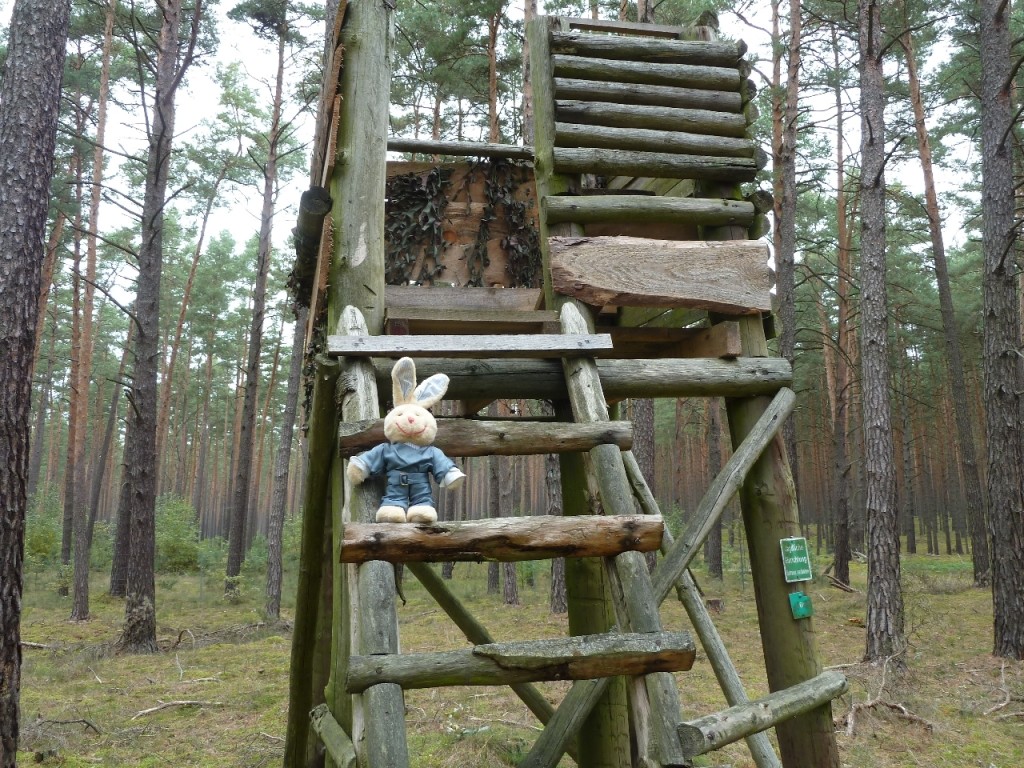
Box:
[350, 442, 455, 509]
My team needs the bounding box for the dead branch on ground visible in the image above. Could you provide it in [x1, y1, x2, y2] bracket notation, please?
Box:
[131, 700, 224, 720]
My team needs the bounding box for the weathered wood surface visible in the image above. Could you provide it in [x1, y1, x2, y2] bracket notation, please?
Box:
[556, 100, 747, 137]
[677, 671, 849, 758]
[370, 356, 792, 400]
[560, 15, 690, 38]
[385, 285, 542, 312]
[551, 236, 772, 313]
[337, 417, 632, 457]
[327, 332, 613, 358]
[545, 193, 754, 226]
[552, 54, 742, 91]
[291, 186, 332, 306]
[623, 450, 783, 768]
[553, 77, 742, 112]
[606, 322, 742, 359]
[555, 122, 754, 158]
[519, 678, 612, 768]
[339, 515, 662, 563]
[651, 388, 796, 603]
[385, 307, 558, 336]
[553, 147, 758, 182]
[550, 30, 745, 66]
[310, 704, 357, 768]
[386, 137, 533, 159]
[407, 563, 577, 763]
[346, 631, 695, 692]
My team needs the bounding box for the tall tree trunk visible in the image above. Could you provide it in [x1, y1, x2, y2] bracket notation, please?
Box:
[900, 29, 990, 586]
[120, 0, 202, 653]
[27, 326, 57, 503]
[772, 0, 802, 485]
[979, 0, 1024, 659]
[226, 28, 285, 593]
[858, 0, 905, 666]
[265, 305, 308, 620]
[62, 141, 84, 571]
[0, 0, 72, 758]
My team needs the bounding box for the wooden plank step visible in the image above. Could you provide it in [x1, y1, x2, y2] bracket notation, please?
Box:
[553, 148, 758, 183]
[386, 138, 533, 160]
[385, 307, 559, 336]
[555, 122, 754, 158]
[369, 357, 793, 401]
[326, 333, 613, 358]
[544, 195, 754, 228]
[338, 417, 632, 458]
[559, 16, 691, 39]
[385, 285, 542, 312]
[550, 30, 745, 67]
[556, 100, 748, 137]
[550, 236, 772, 313]
[339, 515, 662, 564]
[552, 54, 743, 91]
[345, 630, 696, 692]
[553, 77, 743, 112]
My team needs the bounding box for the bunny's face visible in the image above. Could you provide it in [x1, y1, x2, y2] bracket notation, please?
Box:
[384, 403, 437, 446]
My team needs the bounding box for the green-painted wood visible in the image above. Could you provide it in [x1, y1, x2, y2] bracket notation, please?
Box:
[283, 356, 340, 768]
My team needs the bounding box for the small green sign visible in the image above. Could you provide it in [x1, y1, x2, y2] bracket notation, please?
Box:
[789, 591, 813, 619]
[780, 537, 813, 583]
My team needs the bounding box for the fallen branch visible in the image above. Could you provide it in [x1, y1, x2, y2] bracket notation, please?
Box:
[828, 574, 858, 593]
[835, 651, 933, 736]
[131, 700, 224, 720]
[19, 641, 54, 650]
[994, 710, 1024, 721]
[37, 718, 101, 734]
[984, 662, 1011, 715]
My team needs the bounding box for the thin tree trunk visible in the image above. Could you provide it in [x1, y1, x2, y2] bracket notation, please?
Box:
[704, 398, 723, 579]
[858, 0, 904, 666]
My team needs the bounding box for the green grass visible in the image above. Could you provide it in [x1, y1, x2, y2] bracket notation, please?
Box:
[16, 555, 1024, 767]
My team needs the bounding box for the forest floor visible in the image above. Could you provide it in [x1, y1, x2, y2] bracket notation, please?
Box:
[16, 551, 1024, 767]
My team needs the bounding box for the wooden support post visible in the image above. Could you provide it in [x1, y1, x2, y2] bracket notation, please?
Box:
[283, 355, 341, 768]
[310, 704, 357, 768]
[677, 671, 848, 758]
[519, 678, 612, 768]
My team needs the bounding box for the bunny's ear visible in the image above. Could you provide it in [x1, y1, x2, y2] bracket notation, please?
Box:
[413, 373, 449, 410]
[392, 357, 418, 405]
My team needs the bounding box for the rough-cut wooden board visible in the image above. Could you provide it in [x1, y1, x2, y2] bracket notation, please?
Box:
[545, 195, 754, 227]
[552, 54, 741, 91]
[604, 322, 742, 359]
[385, 285, 542, 312]
[561, 16, 688, 39]
[556, 100, 748, 137]
[386, 138, 533, 160]
[555, 122, 754, 157]
[339, 515, 662, 563]
[384, 307, 559, 336]
[337, 417, 632, 457]
[326, 333, 613, 358]
[549, 30, 744, 66]
[346, 631, 695, 692]
[550, 237, 771, 313]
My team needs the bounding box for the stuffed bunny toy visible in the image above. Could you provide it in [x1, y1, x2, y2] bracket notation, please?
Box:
[346, 357, 465, 523]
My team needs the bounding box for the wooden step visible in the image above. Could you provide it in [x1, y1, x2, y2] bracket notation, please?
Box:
[559, 16, 693, 39]
[553, 148, 758, 183]
[385, 307, 559, 336]
[385, 285, 542, 312]
[339, 514, 662, 564]
[327, 332, 612, 358]
[338, 417, 633, 457]
[554, 122, 754, 158]
[549, 30, 745, 67]
[544, 194, 754, 228]
[556, 100, 748, 137]
[550, 236, 772, 313]
[345, 631, 696, 693]
[553, 77, 743, 112]
[552, 54, 743, 91]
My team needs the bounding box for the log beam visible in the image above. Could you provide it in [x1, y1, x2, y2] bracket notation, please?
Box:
[386, 138, 533, 160]
[338, 417, 633, 457]
[339, 515, 663, 563]
[556, 100, 747, 137]
[677, 671, 849, 757]
[550, 30, 745, 66]
[554, 122, 754, 158]
[346, 631, 696, 692]
[545, 194, 754, 227]
[327, 332, 613, 358]
[553, 147, 758, 182]
[552, 54, 742, 90]
[553, 78, 742, 112]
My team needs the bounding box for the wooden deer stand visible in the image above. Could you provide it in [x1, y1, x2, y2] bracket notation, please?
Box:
[283, 3, 845, 767]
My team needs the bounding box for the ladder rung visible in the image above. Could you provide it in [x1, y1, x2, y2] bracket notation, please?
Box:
[339, 514, 662, 564]
[545, 194, 754, 227]
[550, 30, 745, 67]
[346, 631, 696, 692]
[326, 333, 613, 358]
[553, 147, 758, 182]
[338, 417, 633, 458]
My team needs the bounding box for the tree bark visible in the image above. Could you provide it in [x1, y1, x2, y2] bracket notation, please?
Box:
[0, 0, 71, 759]
[703, 398, 723, 579]
[632, 398, 657, 572]
[858, 0, 905, 665]
[979, 0, 1024, 659]
[546, 451, 567, 613]
[266, 305, 307, 620]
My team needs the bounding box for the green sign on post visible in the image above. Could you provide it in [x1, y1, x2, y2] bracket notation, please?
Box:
[780, 537, 813, 583]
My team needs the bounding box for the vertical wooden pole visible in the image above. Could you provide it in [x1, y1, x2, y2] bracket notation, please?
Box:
[529, 15, 630, 767]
